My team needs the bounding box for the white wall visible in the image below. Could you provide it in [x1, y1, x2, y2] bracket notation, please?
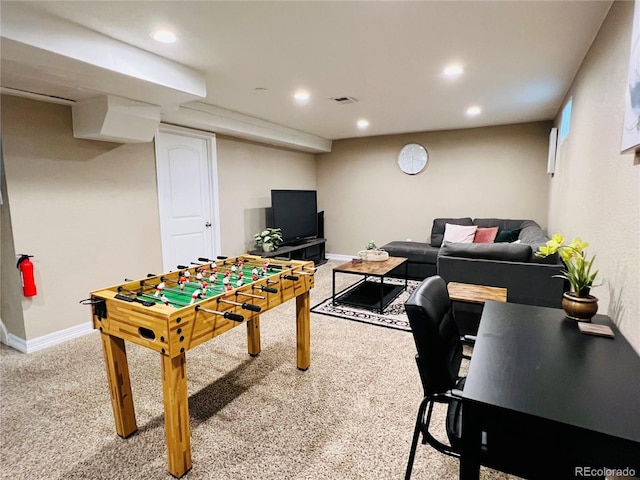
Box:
[317, 121, 552, 255]
[1, 95, 163, 341]
[548, 0, 639, 351]
[216, 136, 317, 255]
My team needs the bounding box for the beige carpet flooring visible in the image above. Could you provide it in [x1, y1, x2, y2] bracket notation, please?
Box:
[0, 260, 520, 480]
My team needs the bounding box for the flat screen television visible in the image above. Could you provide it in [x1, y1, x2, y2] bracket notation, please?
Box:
[270, 190, 318, 245]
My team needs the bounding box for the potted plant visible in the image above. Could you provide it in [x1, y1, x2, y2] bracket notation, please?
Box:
[358, 240, 389, 262]
[254, 228, 283, 253]
[536, 234, 600, 321]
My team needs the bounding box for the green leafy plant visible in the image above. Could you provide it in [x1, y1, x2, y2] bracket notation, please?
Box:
[366, 240, 378, 250]
[254, 228, 283, 251]
[536, 234, 599, 297]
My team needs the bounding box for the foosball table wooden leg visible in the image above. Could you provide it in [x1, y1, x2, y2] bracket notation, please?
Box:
[246, 315, 261, 356]
[296, 291, 311, 370]
[100, 333, 138, 438]
[161, 353, 192, 478]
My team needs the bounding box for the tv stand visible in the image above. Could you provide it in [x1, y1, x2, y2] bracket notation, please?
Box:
[250, 238, 327, 265]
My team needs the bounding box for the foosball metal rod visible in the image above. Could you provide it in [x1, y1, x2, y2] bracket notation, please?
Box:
[235, 258, 287, 270]
[235, 291, 265, 300]
[280, 274, 299, 281]
[198, 256, 287, 271]
[216, 297, 262, 312]
[139, 280, 204, 301]
[184, 263, 248, 277]
[252, 285, 278, 294]
[184, 263, 264, 280]
[149, 274, 211, 291]
[159, 275, 209, 290]
[114, 288, 155, 307]
[119, 287, 201, 310]
[135, 291, 186, 308]
[194, 305, 244, 322]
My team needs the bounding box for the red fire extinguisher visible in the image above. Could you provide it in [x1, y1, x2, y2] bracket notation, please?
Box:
[17, 254, 37, 297]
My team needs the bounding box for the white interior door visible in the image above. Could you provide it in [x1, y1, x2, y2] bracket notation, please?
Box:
[155, 126, 220, 272]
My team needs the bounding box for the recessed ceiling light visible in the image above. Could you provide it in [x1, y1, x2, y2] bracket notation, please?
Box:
[466, 105, 482, 116]
[152, 30, 177, 44]
[357, 119, 369, 130]
[443, 64, 464, 77]
[294, 90, 310, 104]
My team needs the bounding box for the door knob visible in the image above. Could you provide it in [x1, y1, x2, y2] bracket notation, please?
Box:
[205, 222, 212, 228]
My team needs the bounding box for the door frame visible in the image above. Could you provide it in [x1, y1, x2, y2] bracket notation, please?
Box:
[155, 123, 221, 270]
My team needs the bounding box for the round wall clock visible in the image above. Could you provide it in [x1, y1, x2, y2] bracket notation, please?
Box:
[398, 143, 428, 175]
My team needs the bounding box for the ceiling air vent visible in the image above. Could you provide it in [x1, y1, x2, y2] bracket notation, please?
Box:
[330, 96, 358, 104]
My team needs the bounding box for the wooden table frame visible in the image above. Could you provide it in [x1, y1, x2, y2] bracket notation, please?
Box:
[90, 255, 314, 478]
[331, 257, 408, 313]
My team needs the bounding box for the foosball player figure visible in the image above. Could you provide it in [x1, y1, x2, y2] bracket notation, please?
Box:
[190, 288, 201, 305]
[252, 268, 259, 282]
[196, 272, 209, 292]
[155, 282, 166, 297]
[179, 271, 190, 291]
[223, 277, 232, 291]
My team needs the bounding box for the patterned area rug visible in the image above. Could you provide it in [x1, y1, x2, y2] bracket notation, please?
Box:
[311, 277, 419, 332]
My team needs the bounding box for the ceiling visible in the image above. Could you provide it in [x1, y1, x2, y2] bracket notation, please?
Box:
[0, 1, 613, 148]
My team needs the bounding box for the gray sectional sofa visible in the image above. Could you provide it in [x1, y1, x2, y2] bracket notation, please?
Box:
[382, 218, 567, 335]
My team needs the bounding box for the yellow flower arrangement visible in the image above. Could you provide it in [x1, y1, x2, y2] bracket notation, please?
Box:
[536, 234, 599, 297]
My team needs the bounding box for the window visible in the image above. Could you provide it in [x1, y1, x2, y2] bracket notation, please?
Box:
[559, 97, 572, 142]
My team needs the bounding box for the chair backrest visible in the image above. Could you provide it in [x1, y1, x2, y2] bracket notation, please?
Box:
[405, 276, 463, 396]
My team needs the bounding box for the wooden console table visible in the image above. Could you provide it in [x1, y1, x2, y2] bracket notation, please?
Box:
[447, 282, 507, 304]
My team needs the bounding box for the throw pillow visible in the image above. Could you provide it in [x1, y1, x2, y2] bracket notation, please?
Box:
[495, 228, 522, 243]
[443, 223, 478, 243]
[473, 227, 499, 243]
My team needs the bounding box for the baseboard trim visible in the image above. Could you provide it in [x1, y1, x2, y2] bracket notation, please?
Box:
[326, 253, 353, 262]
[2, 322, 95, 354]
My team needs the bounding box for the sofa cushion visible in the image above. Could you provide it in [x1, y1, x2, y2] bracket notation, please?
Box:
[495, 228, 522, 243]
[519, 222, 558, 263]
[439, 242, 532, 262]
[443, 224, 478, 243]
[431, 218, 473, 247]
[473, 218, 528, 231]
[474, 227, 499, 243]
[381, 241, 440, 265]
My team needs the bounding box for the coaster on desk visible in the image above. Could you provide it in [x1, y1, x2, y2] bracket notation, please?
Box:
[578, 322, 615, 338]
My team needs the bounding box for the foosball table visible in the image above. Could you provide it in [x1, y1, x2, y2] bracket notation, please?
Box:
[85, 254, 316, 478]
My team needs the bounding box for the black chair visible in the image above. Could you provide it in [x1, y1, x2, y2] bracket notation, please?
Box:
[404, 275, 467, 479]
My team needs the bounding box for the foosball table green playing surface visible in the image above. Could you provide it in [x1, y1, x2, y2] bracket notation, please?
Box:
[85, 254, 316, 478]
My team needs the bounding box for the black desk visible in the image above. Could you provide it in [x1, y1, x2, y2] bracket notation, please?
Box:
[461, 301, 640, 480]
